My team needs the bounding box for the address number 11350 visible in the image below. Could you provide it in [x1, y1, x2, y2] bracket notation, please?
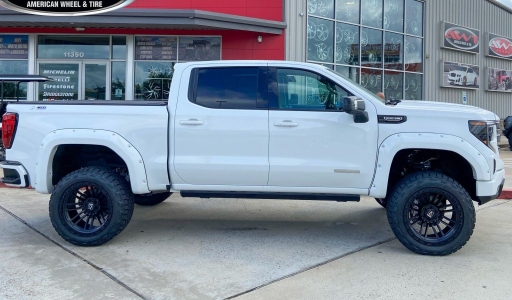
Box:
[64, 52, 85, 58]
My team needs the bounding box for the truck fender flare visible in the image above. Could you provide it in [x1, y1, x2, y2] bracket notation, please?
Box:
[369, 133, 490, 198]
[35, 129, 150, 194]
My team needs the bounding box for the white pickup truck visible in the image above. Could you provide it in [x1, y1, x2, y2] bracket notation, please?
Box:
[1, 61, 504, 256]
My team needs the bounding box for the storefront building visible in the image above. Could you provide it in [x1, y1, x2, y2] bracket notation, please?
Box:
[0, 0, 286, 101]
[1, 0, 512, 118]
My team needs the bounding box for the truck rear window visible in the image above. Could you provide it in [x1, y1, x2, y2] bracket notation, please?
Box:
[193, 67, 259, 109]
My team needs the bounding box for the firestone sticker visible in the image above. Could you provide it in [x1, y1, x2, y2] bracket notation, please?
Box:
[0, 0, 134, 16]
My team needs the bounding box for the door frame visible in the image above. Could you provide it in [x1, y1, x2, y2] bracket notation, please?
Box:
[37, 60, 110, 100]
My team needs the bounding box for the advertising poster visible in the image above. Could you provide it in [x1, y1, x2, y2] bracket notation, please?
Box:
[486, 67, 512, 92]
[178, 37, 221, 61]
[441, 61, 480, 89]
[486, 33, 512, 61]
[38, 63, 79, 101]
[441, 22, 480, 54]
[0, 35, 29, 59]
[135, 36, 177, 61]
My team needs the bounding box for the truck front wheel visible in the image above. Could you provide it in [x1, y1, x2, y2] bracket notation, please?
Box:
[134, 192, 172, 206]
[386, 171, 475, 256]
[49, 166, 134, 246]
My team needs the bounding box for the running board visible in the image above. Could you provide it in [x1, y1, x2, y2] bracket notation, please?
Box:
[180, 191, 360, 202]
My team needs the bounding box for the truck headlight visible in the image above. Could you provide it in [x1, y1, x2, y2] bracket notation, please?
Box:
[468, 120, 494, 147]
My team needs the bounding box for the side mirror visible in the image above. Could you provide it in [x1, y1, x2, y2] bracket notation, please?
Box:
[342, 96, 369, 123]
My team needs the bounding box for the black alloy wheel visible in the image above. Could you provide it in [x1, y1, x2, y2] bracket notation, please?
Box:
[404, 189, 462, 245]
[64, 184, 113, 234]
[50, 166, 134, 246]
[387, 171, 475, 256]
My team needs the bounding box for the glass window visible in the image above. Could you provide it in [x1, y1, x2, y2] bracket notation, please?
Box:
[405, 0, 423, 36]
[193, 67, 258, 110]
[111, 61, 126, 100]
[135, 36, 177, 61]
[134, 62, 174, 100]
[384, 0, 404, 32]
[405, 36, 422, 72]
[0, 60, 28, 100]
[336, 22, 359, 65]
[308, 17, 334, 63]
[361, 28, 383, 68]
[0, 35, 29, 59]
[276, 69, 350, 111]
[336, 65, 360, 83]
[336, 0, 360, 24]
[384, 70, 403, 100]
[361, 0, 383, 28]
[38, 63, 79, 101]
[112, 36, 126, 60]
[384, 32, 403, 70]
[308, 0, 335, 19]
[361, 68, 383, 95]
[404, 73, 422, 100]
[38, 35, 110, 59]
[178, 37, 221, 61]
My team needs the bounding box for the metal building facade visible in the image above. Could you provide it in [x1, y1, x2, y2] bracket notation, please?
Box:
[286, 0, 512, 118]
[424, 0, 512, 118]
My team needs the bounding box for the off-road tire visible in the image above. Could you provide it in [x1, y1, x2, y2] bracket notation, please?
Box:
[49, 166, 134, 246]
[134, 192, 172, 206]
[387, 171, 475, 256]
[375, 197, 387, 208]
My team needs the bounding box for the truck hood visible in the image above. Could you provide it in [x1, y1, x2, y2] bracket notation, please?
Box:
[391, 100, 498, 121]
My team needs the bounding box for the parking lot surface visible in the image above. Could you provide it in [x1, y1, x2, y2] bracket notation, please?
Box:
[1, 147, 512, 299]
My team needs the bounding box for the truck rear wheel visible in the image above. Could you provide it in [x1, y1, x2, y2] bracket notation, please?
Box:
[386, 171, 475, 256]
[134, 192, 172, 206]
[49, 166, 134, 246]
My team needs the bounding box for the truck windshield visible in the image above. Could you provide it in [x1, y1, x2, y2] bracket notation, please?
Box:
[325, 68, 385, 103]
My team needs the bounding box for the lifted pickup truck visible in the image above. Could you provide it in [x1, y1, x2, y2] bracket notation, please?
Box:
[1, 61, 504, 255]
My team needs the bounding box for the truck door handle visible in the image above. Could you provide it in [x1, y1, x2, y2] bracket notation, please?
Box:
[273, 120, 299, 127]
[179, 119, 204, 125]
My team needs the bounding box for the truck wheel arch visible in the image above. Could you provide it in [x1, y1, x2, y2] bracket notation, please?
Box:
[35, 129, 150, 195]
[370, 133, 490, 199]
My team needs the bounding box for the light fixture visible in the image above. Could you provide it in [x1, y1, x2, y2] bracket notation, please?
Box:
[75, 27, 85, 31]
[346, 0, 355, 4]
[257, 36, 263, 43]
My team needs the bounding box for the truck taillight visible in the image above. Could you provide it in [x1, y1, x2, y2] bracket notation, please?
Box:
[2, 113, 18, 149]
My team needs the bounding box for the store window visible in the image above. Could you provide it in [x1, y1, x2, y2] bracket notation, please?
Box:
[134, 36, 221, 100]
[307, 0, 424, 100]
[0, 35, 29, 100]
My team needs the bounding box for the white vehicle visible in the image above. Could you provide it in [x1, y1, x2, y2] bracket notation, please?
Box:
[1, 61, 504, 256]
[448, 66, 479, 86]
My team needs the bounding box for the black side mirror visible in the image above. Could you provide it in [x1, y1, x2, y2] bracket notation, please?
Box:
[342, 96, 369, 123]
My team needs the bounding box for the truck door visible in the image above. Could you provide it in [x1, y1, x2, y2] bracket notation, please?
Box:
[267, 67, 379, 189]
[174, 66, 269, 186]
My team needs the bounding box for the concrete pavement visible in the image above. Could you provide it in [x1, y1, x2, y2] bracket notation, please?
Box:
[1, 144, 512, 299]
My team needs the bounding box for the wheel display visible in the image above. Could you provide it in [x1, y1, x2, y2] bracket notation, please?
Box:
[49, 166, 134, 246]
[134, 192, 172, 206]
[386, 171, 475, 256]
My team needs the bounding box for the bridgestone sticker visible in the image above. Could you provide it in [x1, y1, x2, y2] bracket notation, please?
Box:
[0, 0, 134, 16]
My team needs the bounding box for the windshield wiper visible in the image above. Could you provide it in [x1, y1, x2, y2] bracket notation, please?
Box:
[386, 99, 402, 105]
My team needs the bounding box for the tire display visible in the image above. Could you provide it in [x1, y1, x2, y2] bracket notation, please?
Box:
[386, 171, 475, 256]
[49, 166, 135, 246]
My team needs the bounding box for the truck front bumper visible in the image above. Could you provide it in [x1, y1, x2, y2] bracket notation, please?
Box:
[476, 169, 505, 205]
[0, 161, 29, 188]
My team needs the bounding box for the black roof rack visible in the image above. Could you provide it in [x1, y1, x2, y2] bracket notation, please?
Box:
[0, 74, 53, 104]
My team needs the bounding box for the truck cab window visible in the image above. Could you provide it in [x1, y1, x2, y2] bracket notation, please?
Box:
[275, 69, 350, 111]
[193, 67, 259, 109]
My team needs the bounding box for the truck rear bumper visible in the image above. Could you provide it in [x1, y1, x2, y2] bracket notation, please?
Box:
[476, 169, 505, 205]
[0, 161, 29, 188]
